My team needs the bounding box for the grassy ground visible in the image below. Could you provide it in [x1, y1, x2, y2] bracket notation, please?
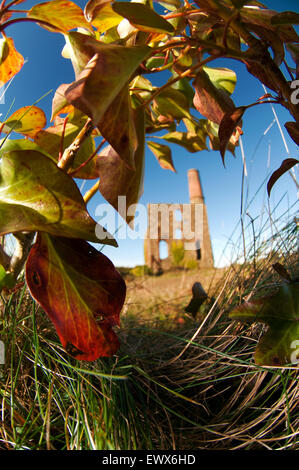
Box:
[0, 217, 298, 450]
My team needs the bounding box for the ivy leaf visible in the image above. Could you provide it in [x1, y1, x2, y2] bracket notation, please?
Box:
[62, 31, 98, 79]
[230, 0, 249, 9]
[51, 84, 74, 120]
[0, 149, 115, 244]
[34, 120, 99, 179]
[112, 1, 174, 34]
[285, 43, 299, 77]
[0, 264, 15, 291]
[0, 138, 53, 160]
[203, 66, 237, 95]
[205, 120, 238, 156]
[193, 68, 235, 125]
[97, 107, 145, 227]
[65, 42, 150, 126]
[85, 0, 123, 33]
[97, 85, 137, 170]
[1, 106, 47, 138]
[267, 158, 299, 196]
[271, 11, 299, 25]
[0, 37, 24, 86]
[240, 7, 298, 43]
[161, 130, 207, 153]
[26, 234, 126, 361]
[285, 122, 299, 146]
[27, 0, 93, 33]
[229, 282, 299, 366]
[219, 107, 246, 164]
[147, 141, 176, 172]
[153, 87, 191, 120]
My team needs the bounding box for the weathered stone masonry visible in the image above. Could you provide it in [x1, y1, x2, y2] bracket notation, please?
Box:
[144, 169, 214, 272]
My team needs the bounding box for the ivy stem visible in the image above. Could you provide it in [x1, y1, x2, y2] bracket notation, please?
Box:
[58, 116, 68, 161]
[0, 16, 65, 34]
[69, 138, 106, 177]
[0, 242, 10, 270]
[8, 232, 35, 281]
[83, 180, 100, 204]
[141, 52, 222, 109]
[57, 118, 94, 172]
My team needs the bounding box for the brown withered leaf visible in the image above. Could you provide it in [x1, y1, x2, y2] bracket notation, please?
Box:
[267, 158, 299, 196]
[97, 107, 145, 227]
[285, 121, 299, 146]
[219, 106, 246, 164]
[193, 69, 235, 125]
[97, 85, 137, 170]
[65, 42, 150, 126]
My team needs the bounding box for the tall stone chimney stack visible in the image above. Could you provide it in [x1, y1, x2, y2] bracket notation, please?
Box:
[188, 168, 204, 203]
[187, 169, 214, 268]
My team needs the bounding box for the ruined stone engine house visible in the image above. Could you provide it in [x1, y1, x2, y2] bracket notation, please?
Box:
[144, 169, 214, 273]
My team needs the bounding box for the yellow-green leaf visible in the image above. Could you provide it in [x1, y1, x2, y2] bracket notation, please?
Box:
[0, 149, 115, 244]
[1, 106, 47, 138]
[230, 282, 299, 366]
[112, 1, 174, 34]
[0, 37, 24, 86]
[148, 140, 176, 172]
[28, 0, 93, 32]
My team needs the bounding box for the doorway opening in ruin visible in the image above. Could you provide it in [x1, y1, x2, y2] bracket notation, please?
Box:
[159, 240, 168, 260]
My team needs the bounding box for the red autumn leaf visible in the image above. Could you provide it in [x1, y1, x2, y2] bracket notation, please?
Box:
[0, 37, 24, 86]
[267, 158, 299, 196]
[26, 234, 126, 361]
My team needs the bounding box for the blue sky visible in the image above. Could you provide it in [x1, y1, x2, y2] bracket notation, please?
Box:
[1, 0, 298, 267]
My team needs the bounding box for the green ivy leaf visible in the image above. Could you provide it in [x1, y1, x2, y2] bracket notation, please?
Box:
[112, 1, 174, 34]
[153, 87, 192, 120]
[26, 233, 126, 361]
[0, 264, 15, 290]
[203, 66, 237, 95]
[230, 282, 299, 366]
[161, 130, 207, 153]
[0, 149, 115, 244]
